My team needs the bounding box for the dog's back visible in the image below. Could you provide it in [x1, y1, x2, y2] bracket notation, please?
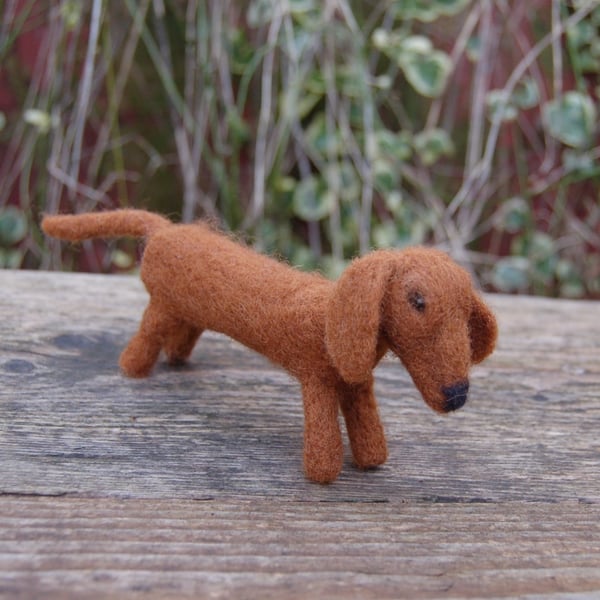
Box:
[142, 222, 334, 377]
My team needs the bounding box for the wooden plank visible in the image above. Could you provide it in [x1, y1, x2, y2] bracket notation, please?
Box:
[1, 270, 599, 502]
[1, 269, 600, 598]
[1, 497, 600, 599]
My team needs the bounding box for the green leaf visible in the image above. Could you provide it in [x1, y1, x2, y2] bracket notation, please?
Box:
[305, 115, 342, 156]
[562, 149, 599, 177]
[274, 176, 297, 194]
[0, 111, 5, 131]
[392, 0, 470, 22]
[400, 44, 452, 98]
[292, 176, 336, 221]
[560, 280, 586, 298]
[290, 244, 317, 271]
[512, 77, 539, 109]
[295, 92, 322, 119]
[0, 248, 23, 269]
[110, 249, 134, 270]
[60, 0, 82, 31]
[542, 92, 597, 148]
[375, 129, 413, 161]
[280, 72, 322, 120]
[376, 34, 451, 98]
[255, 219, 293, 256]
[324, 162, 360, 203]
[491, 257, 530, 292]
[23, 108, 57, 134]
[401, 35, 433, 55]
[0, 207, 28, 246]
[372, 29, 452, 98]
[321, 255, 347, 280]
[372, 202, 429, 249]
[434, 0, 471, 16]
[229, 29, 255, 74]
[249, 0, 319, 28]
[586, 254, 600, 294]
[373, 221, 399, 248]
[336, 64, 366, 99]
[373, 159, 400, 193]
[303, 70, 326, 96]
[466, 36, 481, 62]
[556, 259, 585, 298]
[528, 232, 557, 282]
[247, 0, 273, 27]
[372, 28, 391, 50]
[486, 90, 518, 122]
[496, 197, 530, 233]
[567, 19, 596, 47]
[226, 107, 251, 144]
[384, 191, 404, 216]
[511, 232, 557, 287]
[413, 128, 454, 165]
[373, 74, 393, 90]
[579, 53, 600, 74]
[288, 0, 317, 15]
[288, 0, 321, 29]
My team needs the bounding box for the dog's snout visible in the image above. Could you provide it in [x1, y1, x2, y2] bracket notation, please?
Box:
[442, 380, 469, 412]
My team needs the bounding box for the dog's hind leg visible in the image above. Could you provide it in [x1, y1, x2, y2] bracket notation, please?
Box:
[163, 324, 204, 366]
[119, 299, 177, 378]
[339, 378, 388, 470]
[301, 377, 344, 483]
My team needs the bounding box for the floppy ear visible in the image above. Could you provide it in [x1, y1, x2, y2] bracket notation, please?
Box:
[469, 293, 498, 364]
[325, 253, 394, 384]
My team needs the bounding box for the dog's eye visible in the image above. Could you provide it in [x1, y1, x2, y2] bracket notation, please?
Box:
[408, 291, 426, 313]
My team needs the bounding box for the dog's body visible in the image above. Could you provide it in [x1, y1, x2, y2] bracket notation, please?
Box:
[144, 220, 335, 380]
[42, 209, 498, 483]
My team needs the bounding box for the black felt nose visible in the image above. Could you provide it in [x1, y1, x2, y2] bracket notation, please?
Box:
[442, 380, 469, 412]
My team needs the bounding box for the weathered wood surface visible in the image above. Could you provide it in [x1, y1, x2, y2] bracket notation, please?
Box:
[1, 269, 599, 598]
[2, 497, 599, 600]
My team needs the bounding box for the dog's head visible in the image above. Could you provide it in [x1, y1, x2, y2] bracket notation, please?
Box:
[325, 248, 498, 413]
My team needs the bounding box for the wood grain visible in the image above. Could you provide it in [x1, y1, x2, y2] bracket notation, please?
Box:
[1, 269, 600, 598]
[1, 497, 600, 599]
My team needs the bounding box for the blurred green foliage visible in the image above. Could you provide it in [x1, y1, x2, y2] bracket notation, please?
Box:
[0, 206, 28, 268]
[0, 0, 599, 297]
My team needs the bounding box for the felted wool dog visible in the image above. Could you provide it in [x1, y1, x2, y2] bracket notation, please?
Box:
[42, 209, 498, 483]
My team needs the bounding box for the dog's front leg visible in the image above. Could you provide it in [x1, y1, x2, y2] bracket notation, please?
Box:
[339, 378, 388, 470]
[301, 377, 343, 483]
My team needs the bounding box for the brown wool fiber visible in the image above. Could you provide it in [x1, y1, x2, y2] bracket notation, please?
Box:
[42, 209, 498, 483]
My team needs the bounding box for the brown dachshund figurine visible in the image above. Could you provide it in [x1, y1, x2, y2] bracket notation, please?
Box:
[42, 210, 498, 483]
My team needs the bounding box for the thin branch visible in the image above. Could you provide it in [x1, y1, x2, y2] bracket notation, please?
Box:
[538, 0, 564, 174]
[247, 7, 283, 227]
[47, 162, 109, 204]
[67, 0, 103, 194]
[464, 0, 494, 176]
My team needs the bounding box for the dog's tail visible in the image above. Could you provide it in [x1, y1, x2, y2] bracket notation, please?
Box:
[42, 209, 171, 241]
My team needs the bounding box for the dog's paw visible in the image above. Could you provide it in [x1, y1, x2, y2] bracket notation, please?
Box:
[351, 440, 388, 470]
[304, 458, 343, 484]
[119, 348, 154, 378]
[303, 439, 344, 483]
